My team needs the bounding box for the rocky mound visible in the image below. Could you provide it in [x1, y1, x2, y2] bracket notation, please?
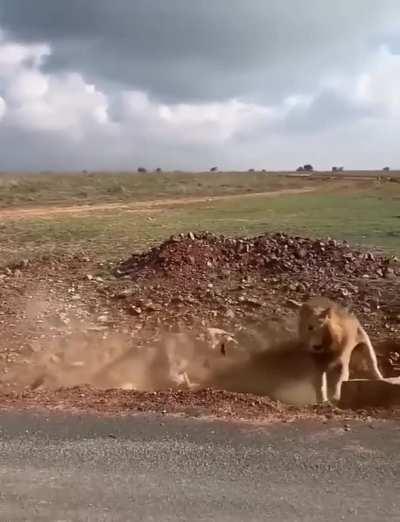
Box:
[116, 231, 399, 282]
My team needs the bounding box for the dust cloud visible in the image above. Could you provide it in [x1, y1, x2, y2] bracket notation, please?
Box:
[0, 294, 319, 406]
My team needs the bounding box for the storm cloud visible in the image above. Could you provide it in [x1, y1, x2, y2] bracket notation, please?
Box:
[0, 0, 400, 170]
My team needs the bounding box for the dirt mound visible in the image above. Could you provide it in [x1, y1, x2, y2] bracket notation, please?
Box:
[114, 232, 400, 378]
[117, 232, 398, 282]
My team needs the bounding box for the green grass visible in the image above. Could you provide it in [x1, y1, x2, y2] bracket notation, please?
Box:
[1, 180, 399, 264]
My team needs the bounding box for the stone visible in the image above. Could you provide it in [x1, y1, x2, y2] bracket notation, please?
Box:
[115, 289, 135, 298]
[225, 309, 235, 319]
[340, 378, 400, 409]
[286, 298, 301, 309]
[384, 268, 396, 279]
[97, 314, 110, 323]
[127, 305, 142, 316]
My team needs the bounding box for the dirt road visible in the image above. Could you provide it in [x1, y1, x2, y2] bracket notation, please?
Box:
[0, 187, 314, 220]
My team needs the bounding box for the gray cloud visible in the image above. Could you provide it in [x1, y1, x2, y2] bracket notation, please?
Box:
[280, 91, 372, 134]
[1, 0, 398, 103]
[1, 0, 400, 170]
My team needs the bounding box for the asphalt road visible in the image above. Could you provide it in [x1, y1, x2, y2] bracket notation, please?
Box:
[0, 412, 399, 521]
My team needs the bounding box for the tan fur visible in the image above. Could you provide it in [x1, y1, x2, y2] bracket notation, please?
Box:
[298, 296, 383, 402]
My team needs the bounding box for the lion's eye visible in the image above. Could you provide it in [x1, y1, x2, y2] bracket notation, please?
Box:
[308, 325, 314, 331]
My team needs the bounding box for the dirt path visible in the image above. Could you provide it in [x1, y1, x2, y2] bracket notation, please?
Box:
[0, 187, 315, 221]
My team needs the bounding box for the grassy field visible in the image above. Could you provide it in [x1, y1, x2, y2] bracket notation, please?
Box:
[0, 172, 399, 264]
[0, 172, 313, 208]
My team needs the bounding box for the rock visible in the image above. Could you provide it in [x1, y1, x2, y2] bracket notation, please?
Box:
[384, 268, 396, 279]
[97, 314, 113, 325]
[286, 299, 302, 309]
[171, 296, 184, 305]
[386, 256, 399, 267]
[127, 305, 142, 316]
[144, 302, 161, 312]
[206, 327, 237, 351]
[225, 309, 235, 319]
[340, 378, 400, 408]
[86, 325, 109, 332]
[239, 297, 263, 308]
[296, 248, 307, 259]
[12, 258, 30, 269]
[115, 289, 135, 298]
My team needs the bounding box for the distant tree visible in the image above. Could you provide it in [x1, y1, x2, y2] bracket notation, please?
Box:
[210, 166, 218, 172]
[248, 168, 255, 172]
[383, 166, 390, 172]
[155, 167, 162, 173]
[137, 167, 147, 173]
[303, 164, 314, 172]
[296, 166, 304, 172]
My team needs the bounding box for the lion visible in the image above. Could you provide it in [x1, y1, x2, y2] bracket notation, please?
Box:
[298, 296, 384, 403]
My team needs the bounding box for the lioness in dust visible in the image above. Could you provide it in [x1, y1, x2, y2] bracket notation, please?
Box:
[298, 296, 383, 402]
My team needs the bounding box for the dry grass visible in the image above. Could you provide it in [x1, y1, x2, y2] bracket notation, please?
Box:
[0, 171, 315, 208]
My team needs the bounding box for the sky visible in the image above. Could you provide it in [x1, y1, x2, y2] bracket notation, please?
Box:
[0, 0, 400, 171]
